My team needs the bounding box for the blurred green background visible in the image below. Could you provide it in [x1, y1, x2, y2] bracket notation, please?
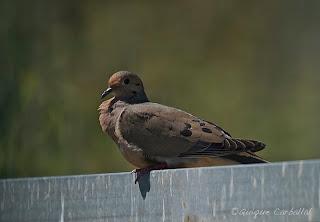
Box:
[1, 1, 320, 178]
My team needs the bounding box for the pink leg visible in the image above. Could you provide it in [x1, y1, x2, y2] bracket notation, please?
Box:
[132, 163, 168, 184]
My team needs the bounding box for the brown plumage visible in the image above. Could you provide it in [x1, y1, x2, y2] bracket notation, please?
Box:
[98, 71, 268, 175]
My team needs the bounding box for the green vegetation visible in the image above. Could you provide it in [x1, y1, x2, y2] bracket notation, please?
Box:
[1, 1, 320, 178]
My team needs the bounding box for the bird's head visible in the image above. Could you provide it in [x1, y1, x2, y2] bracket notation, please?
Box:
[101, 71, 149, 103]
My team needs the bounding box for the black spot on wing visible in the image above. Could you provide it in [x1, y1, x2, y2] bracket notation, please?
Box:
[180, 129, 192, 137]
[202, 127, 212, 133]
[180, 122, 193, 137]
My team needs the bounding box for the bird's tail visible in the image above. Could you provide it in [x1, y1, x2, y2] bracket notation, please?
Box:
[220, 138, 268, 164]
[226, 138, 266, 152]
[224, 151, 269, 164]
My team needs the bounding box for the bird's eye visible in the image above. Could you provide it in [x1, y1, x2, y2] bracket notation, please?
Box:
[124, 78, 130, 84]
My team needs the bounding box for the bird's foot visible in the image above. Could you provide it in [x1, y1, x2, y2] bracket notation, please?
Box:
[132, 163, 168, 184]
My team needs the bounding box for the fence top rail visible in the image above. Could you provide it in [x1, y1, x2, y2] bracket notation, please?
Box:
[1, 159, 319, 222]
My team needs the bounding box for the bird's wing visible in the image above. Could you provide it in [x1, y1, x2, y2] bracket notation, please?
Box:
[116, 102, 265, 158]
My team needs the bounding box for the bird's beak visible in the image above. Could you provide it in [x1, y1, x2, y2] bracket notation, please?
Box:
[101, 87, 112, 99]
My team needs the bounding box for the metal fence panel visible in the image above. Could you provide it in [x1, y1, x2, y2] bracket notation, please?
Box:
[1, 160, 319, 222]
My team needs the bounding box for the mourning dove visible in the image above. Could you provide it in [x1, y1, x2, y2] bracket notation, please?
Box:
[99, 71, 267, 182]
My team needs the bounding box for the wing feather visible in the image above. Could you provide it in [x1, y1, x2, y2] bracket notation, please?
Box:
[118, 102, 265, 158]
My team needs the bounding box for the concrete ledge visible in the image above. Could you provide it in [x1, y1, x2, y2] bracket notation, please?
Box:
[1, 160, 319, 222]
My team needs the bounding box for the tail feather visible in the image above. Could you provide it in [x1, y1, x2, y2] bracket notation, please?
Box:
[226, 138, 266, 152]
[224, 151, 269, 164]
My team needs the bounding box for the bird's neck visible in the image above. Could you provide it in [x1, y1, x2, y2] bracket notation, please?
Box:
[118, 91, 149, 104]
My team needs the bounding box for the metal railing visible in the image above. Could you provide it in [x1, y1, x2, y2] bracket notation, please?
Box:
[1, 160, 319, 221]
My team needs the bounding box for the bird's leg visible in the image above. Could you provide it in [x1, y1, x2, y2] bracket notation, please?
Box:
[132, 163, 168, 184]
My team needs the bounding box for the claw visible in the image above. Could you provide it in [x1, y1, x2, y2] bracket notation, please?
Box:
[133, 168, 150, 184]
[132, 163, 168, 184]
